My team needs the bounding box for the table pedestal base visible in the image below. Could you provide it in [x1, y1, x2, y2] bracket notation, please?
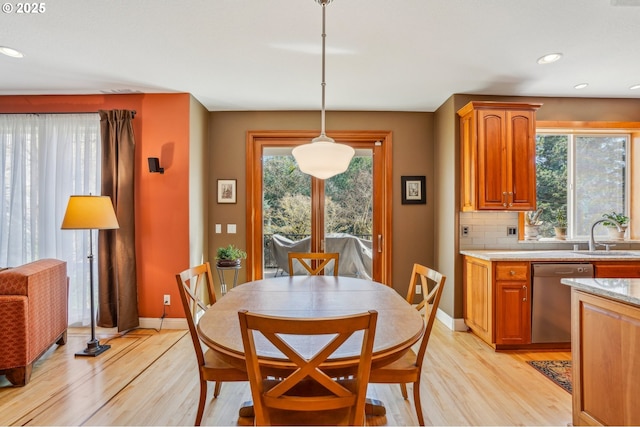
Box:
[237, 397, 386, 418]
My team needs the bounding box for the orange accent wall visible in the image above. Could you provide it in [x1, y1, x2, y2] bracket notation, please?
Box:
[0, 94, 191, 319]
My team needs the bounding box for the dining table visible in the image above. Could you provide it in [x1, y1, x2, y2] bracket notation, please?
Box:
[196, 275, 425, 417]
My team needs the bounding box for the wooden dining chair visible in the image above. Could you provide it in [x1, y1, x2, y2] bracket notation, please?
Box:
[238, 310, 378, 426]
[368, 263, 446, 426]
[175, 262, 248, 426]
[287, 252, 340, 276]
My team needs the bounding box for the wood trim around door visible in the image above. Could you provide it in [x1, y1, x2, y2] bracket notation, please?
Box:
[245, 130, 393, 285]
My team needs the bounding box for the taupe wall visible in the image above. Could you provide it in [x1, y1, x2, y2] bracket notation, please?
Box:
[208, 111, 433, 297]
[433, 97, 459, 320]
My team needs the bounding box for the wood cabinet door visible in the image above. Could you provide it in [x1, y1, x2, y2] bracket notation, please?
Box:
[572, 290, 640, 426]
[477, 109, 508, 210]
[506, 109, 537, 210]
[495, 281, 531, 345]
[463, 257, 492, 344]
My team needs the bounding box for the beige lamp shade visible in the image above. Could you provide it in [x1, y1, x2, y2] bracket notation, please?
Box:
[292, 134, 355, 180]
[61, 195, 120, 230]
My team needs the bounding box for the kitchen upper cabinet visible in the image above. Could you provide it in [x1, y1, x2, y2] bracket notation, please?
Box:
[458, 101, 542, 211]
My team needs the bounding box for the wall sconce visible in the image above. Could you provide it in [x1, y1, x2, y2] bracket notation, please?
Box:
[147, 157, 164, 174]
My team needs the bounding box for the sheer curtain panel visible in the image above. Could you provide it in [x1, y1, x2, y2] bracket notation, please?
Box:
[0, 113, 101, 326]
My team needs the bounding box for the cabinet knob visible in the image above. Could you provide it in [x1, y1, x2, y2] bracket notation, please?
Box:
[510, 270, 515, 275]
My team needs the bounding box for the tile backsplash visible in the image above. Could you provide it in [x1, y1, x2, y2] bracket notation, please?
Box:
[459, 211, 640, 251]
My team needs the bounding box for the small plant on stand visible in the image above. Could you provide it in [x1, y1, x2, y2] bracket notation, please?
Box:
[524, 209, 543, 240]
[216, 244, 247, 267]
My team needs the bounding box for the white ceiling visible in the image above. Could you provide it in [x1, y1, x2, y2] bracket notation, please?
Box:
[2, 0, 640, 112]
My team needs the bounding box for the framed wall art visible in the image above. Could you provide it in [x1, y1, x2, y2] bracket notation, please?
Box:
[217, 179, 237, 204]
[401, 176, 426, 205]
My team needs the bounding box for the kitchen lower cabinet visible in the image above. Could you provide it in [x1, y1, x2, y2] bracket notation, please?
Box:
[593, 261, 640, 278]
[495, 262, 531, 345]
[463, 257, 531, 348]
[571, 289, 640, 426]
[463, 256, 492, 344]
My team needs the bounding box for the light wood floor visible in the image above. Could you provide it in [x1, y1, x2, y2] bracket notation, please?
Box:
[0, 321, 571, 426]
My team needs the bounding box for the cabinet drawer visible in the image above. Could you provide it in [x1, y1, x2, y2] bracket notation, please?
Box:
[495, 263, 529, 280]
[594, 263, 640, 278]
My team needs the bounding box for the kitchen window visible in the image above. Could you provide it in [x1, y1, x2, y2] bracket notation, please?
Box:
[535, 131, 629, 239]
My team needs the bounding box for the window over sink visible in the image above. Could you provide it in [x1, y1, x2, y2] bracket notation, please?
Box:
[535, 129, 629, 240]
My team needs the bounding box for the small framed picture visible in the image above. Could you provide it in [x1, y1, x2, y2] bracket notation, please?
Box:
[217, 179, 237, 204]
[401, 176, 426, 205]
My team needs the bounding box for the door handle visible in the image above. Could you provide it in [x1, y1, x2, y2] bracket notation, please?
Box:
[522, 285, 527, 301]
[377, 235, 383, 253]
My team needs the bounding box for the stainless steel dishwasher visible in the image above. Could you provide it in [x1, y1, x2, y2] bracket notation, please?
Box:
[531, 263, 594, 343]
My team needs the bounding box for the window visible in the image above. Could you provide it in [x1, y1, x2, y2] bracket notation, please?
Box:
[536, 132, 628, 239]
[0, 113, 100, 325]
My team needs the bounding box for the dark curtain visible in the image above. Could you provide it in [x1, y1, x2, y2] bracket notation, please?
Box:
[98, 110, 139, 332]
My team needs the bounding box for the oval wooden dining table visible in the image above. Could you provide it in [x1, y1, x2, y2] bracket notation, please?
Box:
[197, 275, 425, 377]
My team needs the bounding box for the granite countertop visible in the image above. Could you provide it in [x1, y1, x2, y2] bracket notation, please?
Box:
[460, 249, 640, 261]
[561, 277, 640, 307]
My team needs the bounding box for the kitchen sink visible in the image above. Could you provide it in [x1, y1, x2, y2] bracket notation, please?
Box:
[572, 251, 638, 256]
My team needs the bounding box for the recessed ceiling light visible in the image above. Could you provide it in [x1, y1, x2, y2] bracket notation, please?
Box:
[630, 84, 640, 90]
[0, 46, 24, 58]
[574, 83, 589, 90]
[537, 53, 563, 65]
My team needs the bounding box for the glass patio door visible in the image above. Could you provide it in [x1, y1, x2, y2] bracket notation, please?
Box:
[247, 131, 391, 284]
[262, 148, 373, 279]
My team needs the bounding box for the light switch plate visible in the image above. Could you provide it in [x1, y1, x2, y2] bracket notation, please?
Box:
[227, 224, 236, 234]
[215, 224, 222, 234]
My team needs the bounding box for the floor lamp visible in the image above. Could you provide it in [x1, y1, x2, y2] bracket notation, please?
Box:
[61, 195, 120, 357]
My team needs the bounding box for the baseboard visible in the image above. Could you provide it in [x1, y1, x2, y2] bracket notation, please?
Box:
[436, 308, 469, 332]
[138, 317, 188, 330]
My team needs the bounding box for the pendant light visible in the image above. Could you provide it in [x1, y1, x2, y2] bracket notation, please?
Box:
[292, 0, 355, 180]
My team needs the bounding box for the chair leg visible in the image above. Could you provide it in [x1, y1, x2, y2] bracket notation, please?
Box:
[400, 383, 408, 399]
[214, 380, 222, 397]
[195, 380, 207, 426]
[412, 381, 425, 426]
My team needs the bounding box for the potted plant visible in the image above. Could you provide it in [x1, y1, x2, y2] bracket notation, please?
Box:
[554, 209, 567, 240]
[524, 209, 543, 240]
[602, 211, 629, 240]
[216, 244, 247, 267]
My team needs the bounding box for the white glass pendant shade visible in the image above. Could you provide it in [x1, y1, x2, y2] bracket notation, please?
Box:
[292, 134, 355, 180]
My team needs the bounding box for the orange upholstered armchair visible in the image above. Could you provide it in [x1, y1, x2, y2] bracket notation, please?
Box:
[0, 259, 68, 386]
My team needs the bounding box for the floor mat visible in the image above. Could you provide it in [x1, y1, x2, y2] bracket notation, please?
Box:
[527, 360, 572, 394]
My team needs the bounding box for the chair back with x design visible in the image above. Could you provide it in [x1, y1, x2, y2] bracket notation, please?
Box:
[238, 309, 378, 426]
[287, 252, 340, 276]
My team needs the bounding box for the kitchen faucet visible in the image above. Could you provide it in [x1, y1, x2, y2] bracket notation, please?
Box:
[589, 218, 622, 251]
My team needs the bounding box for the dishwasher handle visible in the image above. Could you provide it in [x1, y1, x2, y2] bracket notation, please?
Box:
[532, 263, 594, 278]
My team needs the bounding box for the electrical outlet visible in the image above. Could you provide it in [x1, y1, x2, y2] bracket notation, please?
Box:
[416, 284, 422, 295]
[507, 226, 517, 236]
[163, 294, 170, 305]
[461, 226, 470, 237]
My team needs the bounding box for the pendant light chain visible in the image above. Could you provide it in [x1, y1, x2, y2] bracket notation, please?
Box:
[319, 0, 327, 137]
[292, 0, 354, 180]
